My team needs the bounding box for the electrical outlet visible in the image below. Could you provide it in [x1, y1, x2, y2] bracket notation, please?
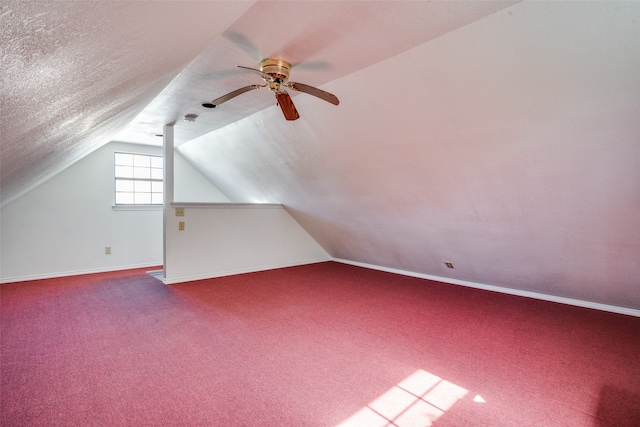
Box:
[105, 246, 111, 255]
[175, 207, 184, 217]
[178, 221, 185, 231]
[444, 262, 454, 269]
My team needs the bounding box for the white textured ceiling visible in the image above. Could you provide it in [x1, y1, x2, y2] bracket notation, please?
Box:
[116, 1, 515, 146]
[1, 0, 253, 204]
[1, 0, 512, 204]
[2, 1, 640, 309]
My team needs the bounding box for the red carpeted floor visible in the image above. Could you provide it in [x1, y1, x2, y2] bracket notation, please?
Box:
[1, 262, 639, 426]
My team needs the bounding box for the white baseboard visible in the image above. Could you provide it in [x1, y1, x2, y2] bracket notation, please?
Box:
[6, 259, 637, 318]
[0, 262, 163, 284]
[162, 259, 329, 285]
[333, 258, 640, 318]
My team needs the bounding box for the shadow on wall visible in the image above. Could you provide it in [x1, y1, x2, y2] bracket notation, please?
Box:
[594, 385, 640, 427]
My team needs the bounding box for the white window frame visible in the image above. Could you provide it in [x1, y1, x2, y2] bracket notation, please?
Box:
[113, 152, 163, 209]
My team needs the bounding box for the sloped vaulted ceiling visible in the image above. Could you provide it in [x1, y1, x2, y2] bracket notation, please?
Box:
[1, 0, 512, 205]
[2, 2, 639, 310]
[1, 0, 253, 205]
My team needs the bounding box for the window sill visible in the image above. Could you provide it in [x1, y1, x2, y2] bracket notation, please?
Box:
[112, 204, 163, 211]
[170, 202, 282, 209]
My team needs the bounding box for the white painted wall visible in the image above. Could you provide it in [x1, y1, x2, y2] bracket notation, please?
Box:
[174, 150, 230, 203]
[0, 142, 163, 282]
[178, 2, 640, 311]
[163, 204, 330, 284]
[0, 141, 231, 282]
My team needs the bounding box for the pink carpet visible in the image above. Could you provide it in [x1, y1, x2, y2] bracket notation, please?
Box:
[2, 262, 639, 426]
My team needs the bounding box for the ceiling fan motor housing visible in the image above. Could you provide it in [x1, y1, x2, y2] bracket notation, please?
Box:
[260, 58, 291, 81]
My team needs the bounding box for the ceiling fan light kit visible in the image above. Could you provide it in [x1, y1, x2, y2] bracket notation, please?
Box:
[202, 58, 339, 121]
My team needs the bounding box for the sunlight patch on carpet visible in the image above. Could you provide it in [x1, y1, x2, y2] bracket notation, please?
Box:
[337, 369, 469, 427]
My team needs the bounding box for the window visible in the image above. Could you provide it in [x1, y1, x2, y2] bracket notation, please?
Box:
[114, 152, 163, 205]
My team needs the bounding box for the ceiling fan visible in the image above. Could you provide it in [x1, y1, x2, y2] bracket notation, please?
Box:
[202, 58, 339, 121]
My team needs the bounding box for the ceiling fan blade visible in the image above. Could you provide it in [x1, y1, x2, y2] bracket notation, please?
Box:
[237, 65, 273, 80]
[286, 82, 339, 105]
[224, 31, 262, 61]
[204, 84, 263, 107]
[275, 91, 300, 121]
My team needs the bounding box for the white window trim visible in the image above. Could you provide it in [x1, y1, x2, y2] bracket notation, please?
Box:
[112, 204, 163, 211]
[114, 151, 163, 207]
